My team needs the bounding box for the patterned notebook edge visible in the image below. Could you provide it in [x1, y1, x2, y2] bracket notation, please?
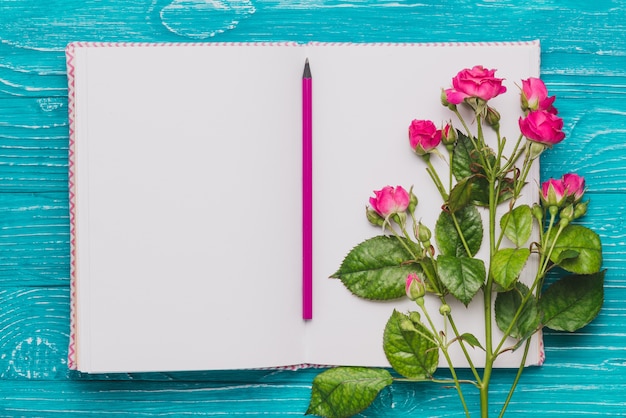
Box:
[66, 42, 78, 370]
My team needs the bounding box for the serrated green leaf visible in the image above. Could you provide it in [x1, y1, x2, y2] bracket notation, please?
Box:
[436, 255, 485, 306]
[469, 176, 490, 207]
[451, 132, 496, 180]
[491, 248, 531, 291]
[451, 131, 475, 181]
[451, 133, 492, 207]
[548, 225, 602, 274]
[501, 205, 533, 247]
[458, 333, 485, 351]
[540, 271, 605, 332]
[306, 367, 393, 418]
[435, 205, 483, 257]
[447, 176, 475, 213]
[555, 249, 580, 263]
[383, 310, 439, 379]
[494, 282, 540, 340]
[331, 236, 420, 300]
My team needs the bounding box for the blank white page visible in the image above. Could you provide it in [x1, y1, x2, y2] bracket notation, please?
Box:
[71, 44, 307, 372]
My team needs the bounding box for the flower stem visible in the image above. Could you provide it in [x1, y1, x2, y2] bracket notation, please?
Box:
[480, 142, 500, 418]
[453, 108, 473, 138]
[425, 157, 449, 201]
[387, 226, 420, 261]
[501, 134, 525, 174]
[498, 339, 531, 418]
[441, 303, 483, 384]
[417, 298, 472, 417]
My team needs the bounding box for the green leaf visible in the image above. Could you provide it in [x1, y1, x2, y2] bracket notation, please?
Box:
[451, 131, 498, 194]
[501, 205, 533, 247]
[436, 255, 485, 306]
[554, 249, 580, 263]
[548, 225, 602, 274]
[306, 367, 393, 418]
[450, 132, 490, 206]
[495, 282, 540, 340]
[447, 176, 475, 213]
[383, 310, 439, 379]
[458, 333, 485, 351]
[469, 176, 490, 207]
[540, 271, 605, 332]
[331, 236, 420, 300]
[435, 205, 483, 257]
[451, 131, 476, 181]
[451, 131, 496, 179]
[496, 176, 516, 205]
[490, 248, 531, 291]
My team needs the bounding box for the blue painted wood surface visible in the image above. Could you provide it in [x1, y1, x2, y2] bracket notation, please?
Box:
[1, 0, 625, 416]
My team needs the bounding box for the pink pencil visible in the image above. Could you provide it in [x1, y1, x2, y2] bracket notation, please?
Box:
[302, 58, 313, 320]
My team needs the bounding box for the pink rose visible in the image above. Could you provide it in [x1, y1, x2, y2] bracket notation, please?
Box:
[521, 77, 557, 114]
[369, 186, 410, 217]
[562, 173, 585, 202]
[519, 110, 565, 146]
[540, 178, 567, 208]
[405, 273, 425, 301]
[409, 120, 441, 155]
[444, 65, 507, 105]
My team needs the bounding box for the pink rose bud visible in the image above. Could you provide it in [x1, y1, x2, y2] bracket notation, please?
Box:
[405, 273, 426, 301]
[562, 173, 585, 203]
[444, 65, 507, 105]
[441, 123, 457, 146]
[369, 186, 410, 218]
[521, 77, 557, 114]
[409, 119, 442, 156]
[519, 110, 566, 146]
[540, 178, 567, 208]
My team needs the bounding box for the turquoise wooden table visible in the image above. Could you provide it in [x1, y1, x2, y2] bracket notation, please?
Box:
[1, 1, 625, 416]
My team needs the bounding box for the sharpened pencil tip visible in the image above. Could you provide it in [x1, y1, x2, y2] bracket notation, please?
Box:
[303, 58, 311, 79]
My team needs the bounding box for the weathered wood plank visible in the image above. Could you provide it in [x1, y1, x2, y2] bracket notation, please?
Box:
[0, 193, 69, 284]
[1, 375, 625, 417]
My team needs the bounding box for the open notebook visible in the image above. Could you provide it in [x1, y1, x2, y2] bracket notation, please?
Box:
[66, 41, 543, 373]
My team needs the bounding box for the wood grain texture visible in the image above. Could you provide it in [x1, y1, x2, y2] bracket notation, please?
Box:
[0, 0, 625, 416]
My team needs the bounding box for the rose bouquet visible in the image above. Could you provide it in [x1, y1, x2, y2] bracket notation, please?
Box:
[306, 66, 604, 417]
